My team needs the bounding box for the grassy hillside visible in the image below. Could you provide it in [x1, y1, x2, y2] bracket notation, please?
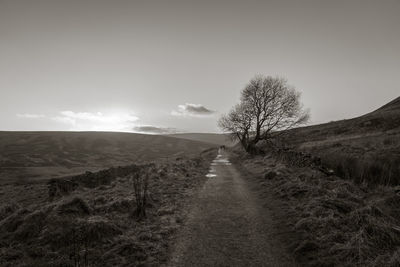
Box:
[0, 131, 215, 184]
[230, 97, 400, 265]
[281, 96, 400, 145]
[168, 133, 236, 147]
[271, 96, 400, 185]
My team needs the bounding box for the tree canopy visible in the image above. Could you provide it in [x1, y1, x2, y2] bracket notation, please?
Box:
[219, 75, 309, 152]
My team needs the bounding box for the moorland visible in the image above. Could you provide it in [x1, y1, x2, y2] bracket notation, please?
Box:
[232, 96, 400, 266]
[1, 97, 399, 266]
[0, 132, 214, 184]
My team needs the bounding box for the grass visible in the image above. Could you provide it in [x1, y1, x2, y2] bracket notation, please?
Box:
[236, 150, 400, 266]
[0, 148, 216, 266]
[266, 129, 400, 186]
[229, 97, 400, 265]
[265, 96, 400, 186]
[320, 152, 400, 186]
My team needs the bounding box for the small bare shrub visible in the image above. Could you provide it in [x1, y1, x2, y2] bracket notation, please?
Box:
[131, 170, 150, 219]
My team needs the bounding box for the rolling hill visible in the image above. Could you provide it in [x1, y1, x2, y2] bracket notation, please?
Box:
[0, 131, 215, 184]
[168, 133, 236, 147]
[273, 96, 400, 185]
[281, 96, 400, 147]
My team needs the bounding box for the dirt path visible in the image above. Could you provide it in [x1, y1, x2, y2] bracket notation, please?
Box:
[168, 150, 295, 267]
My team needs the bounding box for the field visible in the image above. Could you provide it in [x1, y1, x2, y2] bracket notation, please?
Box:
[0, 131, 220, 265]
[0, 132, 214, 184]
[0, 148, 216, 266]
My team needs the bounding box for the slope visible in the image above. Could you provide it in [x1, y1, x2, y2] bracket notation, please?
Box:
[0, 131, 215, 184]
[168, 133, 235, 147]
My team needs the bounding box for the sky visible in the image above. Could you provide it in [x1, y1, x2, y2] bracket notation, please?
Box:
[1, 0, 399, 133]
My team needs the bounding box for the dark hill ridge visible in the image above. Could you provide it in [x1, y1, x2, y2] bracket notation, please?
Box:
[0, 131, 215, 184]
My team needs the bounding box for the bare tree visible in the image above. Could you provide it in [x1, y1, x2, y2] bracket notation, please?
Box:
[218, 103, 253, 150]
[219, 75, 309, 153]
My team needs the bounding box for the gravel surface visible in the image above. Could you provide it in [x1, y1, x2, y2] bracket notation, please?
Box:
[168, 150, 296, 267]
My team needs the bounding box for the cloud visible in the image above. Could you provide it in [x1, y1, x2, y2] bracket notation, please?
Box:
[171, 103, 215, 117]
[17, 113, 45, 119]
[53, 111, 139, 132]
[132, 126, 178, 134]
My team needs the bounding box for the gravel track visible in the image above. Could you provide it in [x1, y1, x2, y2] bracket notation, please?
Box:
[168, 150, 295, 267]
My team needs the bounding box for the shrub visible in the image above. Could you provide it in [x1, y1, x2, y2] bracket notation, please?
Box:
[131, 170, 150, 219]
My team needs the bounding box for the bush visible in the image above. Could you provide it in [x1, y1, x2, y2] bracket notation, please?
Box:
[131, 170, 150, 219]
